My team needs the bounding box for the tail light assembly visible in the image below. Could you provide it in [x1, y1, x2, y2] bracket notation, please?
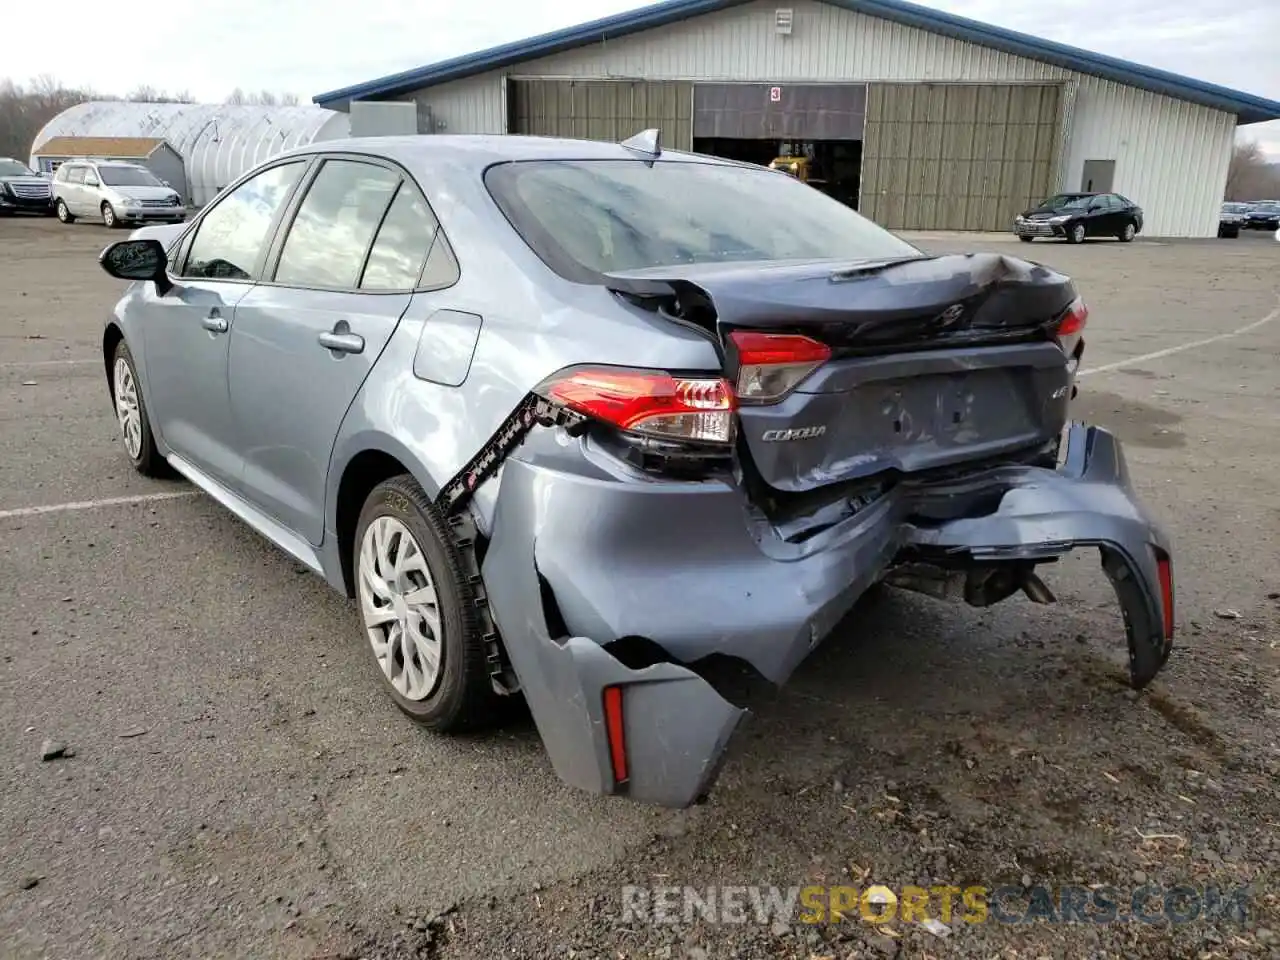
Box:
[728, 331, 832, 403]
[537, 366, 737, 445]
[1056, 297, 1089, 338]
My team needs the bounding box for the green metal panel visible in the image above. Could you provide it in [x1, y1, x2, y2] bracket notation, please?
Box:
[509, 80, 692, 151]
[862, 83, 1061, 231]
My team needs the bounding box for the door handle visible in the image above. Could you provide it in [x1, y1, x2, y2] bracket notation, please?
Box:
[318, 330, 365, 355]
[201, 312, 228, 334]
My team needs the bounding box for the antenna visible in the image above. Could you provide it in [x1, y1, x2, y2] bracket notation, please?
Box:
[621, 128, 662, 161]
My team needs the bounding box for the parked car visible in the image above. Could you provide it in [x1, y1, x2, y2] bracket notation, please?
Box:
[0, 157, 54, 216]
[1013, 192, 1144, 244]
[95, 133, 1175, 808]
[52, 159, 185, 228]
[1219, 202, 1251, 238]
[1245, 201, 1280, 231]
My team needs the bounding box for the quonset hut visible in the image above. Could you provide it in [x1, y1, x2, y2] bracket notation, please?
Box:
[29, 101, 350, 207]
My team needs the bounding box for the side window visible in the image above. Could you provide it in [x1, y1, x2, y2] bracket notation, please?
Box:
[67, 166, 85, 185]
[273, 159, 400, 289]
[360, 184, 441, 291]
[183, 161, 306, 282]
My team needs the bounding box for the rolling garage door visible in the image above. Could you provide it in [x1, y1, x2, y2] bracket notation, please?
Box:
[860, 83, 1063, 232]
[507, 79, 694, 151]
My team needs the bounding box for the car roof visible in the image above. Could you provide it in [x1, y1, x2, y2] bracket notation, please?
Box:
[273, 134, 749, 174]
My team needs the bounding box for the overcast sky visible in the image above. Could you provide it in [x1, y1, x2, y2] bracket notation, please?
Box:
[9, 0, 1279, 157]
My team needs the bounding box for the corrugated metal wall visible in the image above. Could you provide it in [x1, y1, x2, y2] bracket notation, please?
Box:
[861, 83, 1061, 231]
[508, 80, 693, 150]
[396, 0, 1236, 237]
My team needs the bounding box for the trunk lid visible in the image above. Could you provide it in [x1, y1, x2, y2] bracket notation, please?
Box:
[606, 253, 1078, 493]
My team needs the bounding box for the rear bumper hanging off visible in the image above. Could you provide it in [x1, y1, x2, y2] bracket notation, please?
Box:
[480, 422, 1173, 808]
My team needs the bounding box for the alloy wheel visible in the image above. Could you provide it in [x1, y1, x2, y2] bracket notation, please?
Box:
[357, 515, 443, 701]
[1123, 223, 1136, 241]
[1071, 224, 1085, 244]
[103, 204, 115, 228]
[113, 357, 142, 459]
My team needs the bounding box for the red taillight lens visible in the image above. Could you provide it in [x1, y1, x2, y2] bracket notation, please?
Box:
[603, 685, 628, 785]
[539, 366, 736, 444]
[1155, 550, 1174, 641]
[1057, 297, 1089, 337]
[728, 331, 832, 402]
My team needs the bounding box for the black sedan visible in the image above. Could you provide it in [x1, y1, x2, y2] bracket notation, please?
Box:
[1013, 192, 1143, 244]
[1245, 201, 1280, 230]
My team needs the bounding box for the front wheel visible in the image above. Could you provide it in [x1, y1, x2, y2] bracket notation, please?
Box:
[353, 476, 499, 732]
[1118, 221, 1137, 242]
[1066, 223, 1086, 244]
[111, 341, 166, 476]
[1018, 235, 1034, 243]
[101, 202, 120, 228]
[55, 199, 74, 223]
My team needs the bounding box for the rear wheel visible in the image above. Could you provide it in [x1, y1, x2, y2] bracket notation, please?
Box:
[353, 476, 498, 732]
[1118, 221, 1137, 242]
[55, 199, 74, 223]
[1066, 223, 1086, 244]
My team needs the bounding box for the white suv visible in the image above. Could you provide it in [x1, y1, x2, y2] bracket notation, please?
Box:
[52, 160, 185, 228]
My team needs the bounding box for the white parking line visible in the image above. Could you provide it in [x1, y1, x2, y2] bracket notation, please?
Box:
[0, 490, 198, 520]
[1078, 297, 1280, 378]
[0, 358, 98, 369]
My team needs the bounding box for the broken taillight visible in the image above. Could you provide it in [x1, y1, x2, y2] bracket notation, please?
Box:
[1056, 297, 1089, 337]
[538, 366, 736, 444]
[728, 331, 832, 403]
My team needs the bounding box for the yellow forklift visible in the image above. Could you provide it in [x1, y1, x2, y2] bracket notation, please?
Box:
[767, 154, 828, 191]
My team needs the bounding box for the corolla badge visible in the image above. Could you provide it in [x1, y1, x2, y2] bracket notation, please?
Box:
[762, 426, 827, 442]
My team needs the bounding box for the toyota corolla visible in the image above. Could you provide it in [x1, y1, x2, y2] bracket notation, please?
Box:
[96, 132, 1175, 808]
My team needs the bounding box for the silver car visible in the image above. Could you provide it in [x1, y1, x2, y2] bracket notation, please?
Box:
[53, 160, 185, 228]
[96, 133, 1176, 808]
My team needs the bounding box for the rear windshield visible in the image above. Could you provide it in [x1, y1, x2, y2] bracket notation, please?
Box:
[483, 159, 920, 282]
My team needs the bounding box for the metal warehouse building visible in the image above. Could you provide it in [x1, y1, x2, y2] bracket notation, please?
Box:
[30, 102, 350, 207]
[313, 0, 1280, 237]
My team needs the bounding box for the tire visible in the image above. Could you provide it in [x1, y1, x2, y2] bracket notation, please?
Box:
[1066, 222, 1086, 244]
[1018, 235, 1034, 243]
[1118, 221, 1137, 242]
[111, 340, 166, 476]
[101, 202, 120, 229]
[353, 475, 497, 732]
[55, 199, 74, 223]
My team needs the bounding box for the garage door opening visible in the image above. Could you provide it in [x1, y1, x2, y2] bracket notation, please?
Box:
[693, 83, 867, 211]
[693, 137, 862, 209]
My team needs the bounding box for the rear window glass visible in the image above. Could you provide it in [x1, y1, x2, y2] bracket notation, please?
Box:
[483, 159, 920, 283]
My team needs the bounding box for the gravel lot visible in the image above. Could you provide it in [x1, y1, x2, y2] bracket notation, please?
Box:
[1, 215, 1277, 960]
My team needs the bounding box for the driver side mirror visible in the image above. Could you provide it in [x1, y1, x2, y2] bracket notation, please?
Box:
[85, 175, 100, 186]
[99, 239, 173, 295]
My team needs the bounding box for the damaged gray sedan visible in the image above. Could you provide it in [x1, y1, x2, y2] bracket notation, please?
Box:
[96, 131, 1175, 808]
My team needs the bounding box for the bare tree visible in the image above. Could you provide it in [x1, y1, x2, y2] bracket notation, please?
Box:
[1226, 139, 1280, 201]
[125, 84, 195, 103]
[225, 88, 302, 107]
[0, 76, 97, 160]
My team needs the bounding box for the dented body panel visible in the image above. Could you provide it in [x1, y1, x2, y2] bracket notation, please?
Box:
[480, 421, 1172, 808]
